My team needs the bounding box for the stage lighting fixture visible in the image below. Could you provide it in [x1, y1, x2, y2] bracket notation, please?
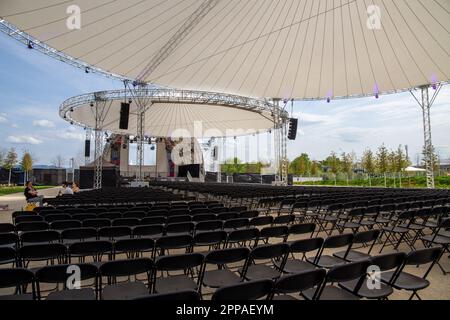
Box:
[27, 41, 33, 49]
[90, 102, 94, 107]
[85, 67, 90, 74]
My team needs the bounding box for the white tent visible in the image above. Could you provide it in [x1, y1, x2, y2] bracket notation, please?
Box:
[1, 0, 448, 99]
[404, 166, 426, 172]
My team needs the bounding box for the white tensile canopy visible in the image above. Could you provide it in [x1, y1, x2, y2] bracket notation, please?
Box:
[404, 166, 426, 172]
[1, 0, 449, 100]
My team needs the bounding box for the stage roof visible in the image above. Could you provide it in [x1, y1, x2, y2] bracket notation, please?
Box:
[1, 0, 449, 99]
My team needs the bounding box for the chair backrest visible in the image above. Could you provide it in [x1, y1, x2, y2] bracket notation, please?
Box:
[114, 238, 154, 254]
[259, 226, 288, 240]
[272, 269, 326, 295]
[0, 247, 16, 266]
[167, 215, 192, 224]
[35, 263, 98, 284]
[352, 229, 380, 244]
[165, 222, 194, 234]
[155, 253, 204, 271]
[273, 215, 295, 225]
[227, 228, 259, 244]
[98, 226, 132, 239]
[249, 216, 273, 226]
[68, 240, 113, 258]
[192, 230, 227, 247]
[20, 230, 60, 244]
[155, 234, 192, 250]
[82, 218, 111, 229]
[15, 221, 49, 232]
[195, 220, 223, 232]
[50, 220, 82, 230]
[204, 247, 250, 265]
[0, 268, 35, 297]
[192, 214, 216, 222]
[240, 211, 259, 219]
[250, 243, 289, 261]
[100, 258, 153, 277]
[323, 233, 354, 249]
[112, 218, 140, 227]
[223, 218, 249, 229]
[288, 223, 316, 236]
[325, 260, 371, 283]
[289, 237, 324, 254]
[212, 279, 273, 301]
[404, 247, 442, 266]
[19, 243, 67, 262]
[141, 216, 167, 225]
[370, 252, 406, 272]
[133, 224, 164, 238]
[61, 227, 97, 241]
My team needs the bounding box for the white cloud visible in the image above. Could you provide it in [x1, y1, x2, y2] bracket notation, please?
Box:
[56, 131, 84, 140]
[7, 135, 43, 145]
[33, 119, 55, 128]
[0, 114, 6, 123]
[11, 123, 19, 128]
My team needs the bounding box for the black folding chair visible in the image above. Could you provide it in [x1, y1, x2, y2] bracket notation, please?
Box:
[68, 240, 113, 264]
[153, 253, 204, 294]
[339, 252, 405, 300]
[421, 217, 450, 274]
[99, 258, 153, 300]
[201, 247, 249, 292]
[35, 263, 98, 300]
[0, 268, 36, 300]
[240, 243, 289, 281]
[18, 243, 67, 268]
[302, 260, 371, 300]
[277, 238, 323, 273]
[226, 228, 259, 248]
[333, 229, 380, 262]
[307, 233, 353, 268]
[270, 268, 326, 300]
[381, 247, 442, 300]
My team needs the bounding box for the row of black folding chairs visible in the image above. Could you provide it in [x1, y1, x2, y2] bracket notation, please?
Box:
[35, 201, 227, 214]
[0, 222, 318, 255]
[0, 243, 442, 300]
[309, 205, 449, 236]
[12, 208, 248, 225]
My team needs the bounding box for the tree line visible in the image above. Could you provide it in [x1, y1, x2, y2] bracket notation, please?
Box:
[0, 148, 33, 186]
[289, 144, 440, 176]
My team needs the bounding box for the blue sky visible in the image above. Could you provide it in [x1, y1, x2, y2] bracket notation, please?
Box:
[0, 31, 449, 167]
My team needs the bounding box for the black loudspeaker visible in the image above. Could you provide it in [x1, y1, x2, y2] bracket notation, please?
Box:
[84, 140, 90, 157]
[287, 118, 298, 140]
[119, 102, 130, 130]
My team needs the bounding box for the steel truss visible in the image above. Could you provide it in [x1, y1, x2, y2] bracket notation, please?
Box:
[137, 0, 220, 81]
[91, 93, 110, 189]
[410, 84, 442, 189]
[60, 88, 281, 125]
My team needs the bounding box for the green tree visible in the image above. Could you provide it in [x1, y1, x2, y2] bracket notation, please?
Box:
[3, 148, 18, 186]
[390, 145, 410, 173]
[20, 151, 33, 184]
[323, 151, 341, 175]
[289, 153, 311, 175]
[376, 144, 389, 174]
[340, 152, 355, 176]
[361, 149, 375, 174]
[310, 160, 321, 176]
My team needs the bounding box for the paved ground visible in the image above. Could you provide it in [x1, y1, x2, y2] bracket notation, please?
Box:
[0, 190, 448, 300]
[0, 187, 60, 222]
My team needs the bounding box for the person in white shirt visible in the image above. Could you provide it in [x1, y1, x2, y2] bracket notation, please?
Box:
[59, 182, 74, 195]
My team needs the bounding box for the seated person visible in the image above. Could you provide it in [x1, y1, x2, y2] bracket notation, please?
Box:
[58, 182, 74, 196]
[72, 182, 80, 193]
[24, 181, 44, 206]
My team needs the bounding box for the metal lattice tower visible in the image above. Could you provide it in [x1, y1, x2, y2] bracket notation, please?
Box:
[410, 84, 442, 189]
[281, 121, 288, 185]
[92, 94, 109, 189]
[136, 0, 220, 81]
[421, 86, 434, 188]
[136, 105, 145, 181]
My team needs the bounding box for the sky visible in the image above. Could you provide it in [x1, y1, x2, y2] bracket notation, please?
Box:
[0, 31, 449, 168]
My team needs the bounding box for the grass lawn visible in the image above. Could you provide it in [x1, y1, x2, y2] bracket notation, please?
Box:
[0, 186, 55, 196]
[294, 175, 450, 189]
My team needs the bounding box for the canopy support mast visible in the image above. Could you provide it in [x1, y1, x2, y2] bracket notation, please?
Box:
[410, 84, 442, 189]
